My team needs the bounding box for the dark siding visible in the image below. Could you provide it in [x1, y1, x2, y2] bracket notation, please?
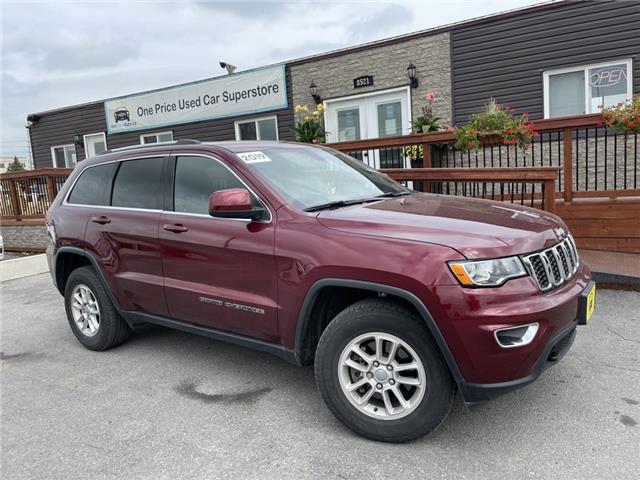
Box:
[451, 0, 640, 123]
[29, 66, 295, 169]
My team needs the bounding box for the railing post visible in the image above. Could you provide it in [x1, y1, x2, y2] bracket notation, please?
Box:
[544, 179, 556, 214]
[8, 179, 22, 218]
[45, 174, 56, 203]
[421, 143, 432, 192]
[563, 127, 573, 203]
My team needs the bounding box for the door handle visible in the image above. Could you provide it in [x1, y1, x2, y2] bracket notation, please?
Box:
[91, 216, 111, 225]
[163, 223, 189, 233]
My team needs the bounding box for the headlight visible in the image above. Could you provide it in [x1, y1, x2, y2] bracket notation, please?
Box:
[448, 256, 526, 287]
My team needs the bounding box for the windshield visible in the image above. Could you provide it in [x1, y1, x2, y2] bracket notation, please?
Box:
[238, 147, 409, 211]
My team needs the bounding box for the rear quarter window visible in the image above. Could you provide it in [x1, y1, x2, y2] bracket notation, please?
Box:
[67, 163, 117, 206]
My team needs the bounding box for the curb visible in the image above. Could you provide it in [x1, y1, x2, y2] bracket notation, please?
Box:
[0, 254, 49, 283]
[592, 271, 640, 292]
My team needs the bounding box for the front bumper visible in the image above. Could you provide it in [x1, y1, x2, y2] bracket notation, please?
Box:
[459, 317, 578, 403]
[428, 263, 592, 402]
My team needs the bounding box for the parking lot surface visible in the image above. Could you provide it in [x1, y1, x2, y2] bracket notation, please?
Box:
[2, 273, 639, 479]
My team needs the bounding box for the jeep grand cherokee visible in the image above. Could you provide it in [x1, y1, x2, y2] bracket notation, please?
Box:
[46, 140, 595, 442]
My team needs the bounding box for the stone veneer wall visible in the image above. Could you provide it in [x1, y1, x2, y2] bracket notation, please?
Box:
[290, 32, 452, 127]
[1, 226, 48, 251]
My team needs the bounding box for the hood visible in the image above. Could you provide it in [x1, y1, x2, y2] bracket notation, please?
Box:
[316, 193, 566, 259]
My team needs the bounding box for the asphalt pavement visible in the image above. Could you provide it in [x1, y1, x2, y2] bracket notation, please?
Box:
[1, 273, 639, 479]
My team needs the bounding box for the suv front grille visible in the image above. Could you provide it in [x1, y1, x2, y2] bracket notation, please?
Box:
[522, 236, 579, 291]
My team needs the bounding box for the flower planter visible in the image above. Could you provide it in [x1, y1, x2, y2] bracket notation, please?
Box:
[477, 131, 504, 147]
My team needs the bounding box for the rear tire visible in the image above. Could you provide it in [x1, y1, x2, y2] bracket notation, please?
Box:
[315, 298, 454, 442]
[64, 266, 130, 351]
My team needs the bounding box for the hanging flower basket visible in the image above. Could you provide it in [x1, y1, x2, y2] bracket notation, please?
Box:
[477, 131, 504, 147]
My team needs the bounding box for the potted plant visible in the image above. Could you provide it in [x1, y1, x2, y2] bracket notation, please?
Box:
[292, 103, 327, 143]
[403, 91, 441, 167]
[602, 96, 640, 147]
[454, 100, 535, 153]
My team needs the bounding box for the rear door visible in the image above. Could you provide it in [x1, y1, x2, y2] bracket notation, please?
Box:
[81, 156, 169, 317]
[159, 153, 278, 341]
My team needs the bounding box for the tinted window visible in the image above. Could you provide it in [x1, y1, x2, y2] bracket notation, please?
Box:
[174, 156, 257, 214]
[68, 163, 117, 206]
[111, 158, 163, 209]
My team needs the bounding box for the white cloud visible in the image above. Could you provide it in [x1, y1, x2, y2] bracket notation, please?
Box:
[0, 0, 542, 158]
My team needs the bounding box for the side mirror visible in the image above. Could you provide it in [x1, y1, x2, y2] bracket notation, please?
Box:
[209, 188, 266, 221]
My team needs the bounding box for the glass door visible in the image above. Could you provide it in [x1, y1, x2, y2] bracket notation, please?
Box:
[325, 88, 410, 169]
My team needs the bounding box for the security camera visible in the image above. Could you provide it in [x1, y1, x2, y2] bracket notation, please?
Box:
[219, 61, 237, 74]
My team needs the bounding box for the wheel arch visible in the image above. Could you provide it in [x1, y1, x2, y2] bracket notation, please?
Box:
[294, 278, 464, 384]
[54, 247, 122, 312]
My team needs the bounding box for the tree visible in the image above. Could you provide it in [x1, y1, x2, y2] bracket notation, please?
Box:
[6, 156, 25, 172]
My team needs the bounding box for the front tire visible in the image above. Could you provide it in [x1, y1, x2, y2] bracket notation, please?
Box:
[64, 266, 130, 351]
[315, 298, 454, 442]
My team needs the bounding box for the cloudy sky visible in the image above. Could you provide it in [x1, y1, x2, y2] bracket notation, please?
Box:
[1, 0, 543, 159]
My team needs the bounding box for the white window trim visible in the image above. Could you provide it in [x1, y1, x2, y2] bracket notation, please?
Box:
[51, 144, 77, 168]
[543, 58, 633, 118]
[234, 115, 279, 141]
[139, 130, 174, 144]
[322, 86, 412, 136]
[83, 132, 107, 157]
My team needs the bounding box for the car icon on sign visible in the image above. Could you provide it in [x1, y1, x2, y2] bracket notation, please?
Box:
[114, 107, 130, 123]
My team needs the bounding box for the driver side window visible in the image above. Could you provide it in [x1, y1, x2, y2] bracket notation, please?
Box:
[173, 155, 259, 215]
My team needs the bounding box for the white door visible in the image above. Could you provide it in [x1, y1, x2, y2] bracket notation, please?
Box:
[83, 133, 107, 158]
[325, 87, 411, 169]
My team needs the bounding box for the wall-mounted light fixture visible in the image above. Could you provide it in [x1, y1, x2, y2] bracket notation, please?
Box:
[309, 80, 323, 105]
[407, 62, 418, 89]
[74, 134, 82, 146]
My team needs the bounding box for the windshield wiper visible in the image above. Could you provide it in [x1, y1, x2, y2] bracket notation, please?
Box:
[375, 191, 414, 198]
[304, 198, 381, 212]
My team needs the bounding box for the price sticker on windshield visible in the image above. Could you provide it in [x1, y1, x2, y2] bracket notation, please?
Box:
[238, 151, 272, 164]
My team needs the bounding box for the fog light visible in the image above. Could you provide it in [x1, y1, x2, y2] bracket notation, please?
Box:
[494, 323, 539, 348]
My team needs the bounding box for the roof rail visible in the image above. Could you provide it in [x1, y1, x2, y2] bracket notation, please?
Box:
[98, 139, 201, 155]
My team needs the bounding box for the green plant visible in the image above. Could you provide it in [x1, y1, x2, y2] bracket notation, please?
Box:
[410, 91, 441, 134]
[292, 103, 327, 143]
[453, 101, 535, 152]
[403, 91, 441, 162]
[7, 156, 25, 172]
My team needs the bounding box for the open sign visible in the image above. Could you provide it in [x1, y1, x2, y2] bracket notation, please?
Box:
[590, 66, 627, 88]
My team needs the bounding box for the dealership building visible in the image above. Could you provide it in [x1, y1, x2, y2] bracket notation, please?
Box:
[27, 0, 639, 169]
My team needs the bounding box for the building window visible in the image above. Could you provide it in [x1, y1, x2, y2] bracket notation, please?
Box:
[83, 132, 107, 157]
[544, 59, 633, 118]
[140, 131, 173, 144]
[234, 116, 278, 141]
[51, 145, 77, 168]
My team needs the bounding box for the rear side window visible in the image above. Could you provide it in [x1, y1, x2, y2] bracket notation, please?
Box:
[112, 158, 163, 209]
[173, 155, 259, 215]
[67, 163, 117, 206]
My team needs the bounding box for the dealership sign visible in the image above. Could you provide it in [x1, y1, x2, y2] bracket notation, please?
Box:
[104, 65, 287, 134]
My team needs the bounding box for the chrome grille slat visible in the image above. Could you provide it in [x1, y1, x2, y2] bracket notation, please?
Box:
[522, 236, 579, 291]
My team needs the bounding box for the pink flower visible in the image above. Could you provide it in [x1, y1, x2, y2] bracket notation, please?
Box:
[425, 91, 435, 102]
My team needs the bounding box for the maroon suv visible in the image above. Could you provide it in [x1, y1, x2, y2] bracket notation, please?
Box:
[46, 140, 596, 442]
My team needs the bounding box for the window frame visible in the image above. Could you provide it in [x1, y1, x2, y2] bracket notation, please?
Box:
[63, 155, 166, 212]
[83, 132, 107, 157]
[543, 58, 633, 118]
[165, 153, 272, 223]
[234, 115, 279, 141]
[51, 144, 78, 168]
[139, 131, 174, 145]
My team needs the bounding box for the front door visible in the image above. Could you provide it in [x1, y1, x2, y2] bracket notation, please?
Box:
[325, 88, 411, 169]
[159, 154, 279, 341]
